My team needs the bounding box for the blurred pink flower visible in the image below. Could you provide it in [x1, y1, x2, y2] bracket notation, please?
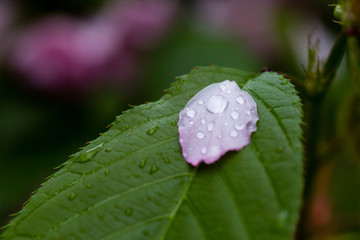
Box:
[10, 0, 178, 91]
[195, 0, 280, 57]
[0, 0, 16, 63]
[12, 17, 119, 90]
[103, 0, 178, 50]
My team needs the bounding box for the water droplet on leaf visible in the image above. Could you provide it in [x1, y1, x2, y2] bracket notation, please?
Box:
[124, 208, 133, 216]
[68, 192, 77, 201]
[149, 165, 159, 174]
[146, 126, 159, 135]
[75, 143, 103, 163]
[139, 159, 147, 168]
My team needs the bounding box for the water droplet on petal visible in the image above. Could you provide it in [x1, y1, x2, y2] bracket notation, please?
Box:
[198, 99, 204, 105]
[236, 95, 245, 104]
[200, 118, 206, 124]
[201, 147, 207, 154]
[207, 122, 215, 132]
[231, 110, 239, 119]
[234, 122, 245, 130]
[230, 131, 238, 137]
[186, 109, 196, 118]
[197, 132, 205, 139]
[206, 95, 228, 113]
[208, 146, 221, 158]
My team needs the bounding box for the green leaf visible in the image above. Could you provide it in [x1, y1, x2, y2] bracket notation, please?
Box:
[2, 66, 303, 240]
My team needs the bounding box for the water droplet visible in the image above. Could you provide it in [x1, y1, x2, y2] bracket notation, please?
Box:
[246, 122, 257, 133]
[276, 146, 284, 153]
[139, 159, 147, 168]
[200, 118, 206, 124]
[236, 96, 245, 104]
[183, 151, 188, 157]
[208, 146, 221, 157]
[207, 122, 215, 132]
[188, 147, 192, 151]
[189, 120, 194, 125]
[146, 126, 159, 135]
[76, 143, 104, 163]
[224, 122, 229, 126]
[163, 158, 170, 164]
[231, 110, 239, 120]
[178, 79, 184, 84]
[234, 122, 245, 130]
[68, 192, 76, 201]
[201, 147, 207, 154]
[220, 84, 226, 91]
[246, 110, 251, 115]
[171, 121, 177, 126]
[104, 169, 110, 176]
[206, 95, 228, 113]
[186, 109, 196, 118]
[198, 99, 204, 105]
[197, 132, 205, 139]
[277, 210, 289, 227]
[157, 152, 163, 156]
[124, 208, 133, 216]
[281, 80, 288, 85]
[179, 138, 184, 143]
[149, 165, 159, 174]
[85, 184, 93, 189]
[230, 131, 238, 137]
[105, 148, 112, 152]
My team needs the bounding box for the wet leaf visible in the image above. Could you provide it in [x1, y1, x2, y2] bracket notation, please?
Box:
[2, 66, 303, 240]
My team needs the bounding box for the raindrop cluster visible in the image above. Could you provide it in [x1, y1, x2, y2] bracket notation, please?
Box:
[178, 80, 259, 166]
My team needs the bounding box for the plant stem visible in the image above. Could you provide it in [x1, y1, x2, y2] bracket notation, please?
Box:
[295, 31, 347, 239]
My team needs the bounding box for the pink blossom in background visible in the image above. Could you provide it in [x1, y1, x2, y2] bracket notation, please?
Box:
[10, 0, 178, 92]
[11, 17, 120, 90]
[0, 1, 16, 64]
[103, 0, 178, 50]
[195, 0, 281, 57]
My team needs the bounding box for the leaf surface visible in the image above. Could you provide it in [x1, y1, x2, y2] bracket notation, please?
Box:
[2, 66, 303, 240]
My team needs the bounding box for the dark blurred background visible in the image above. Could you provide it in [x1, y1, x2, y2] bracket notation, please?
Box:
[1, 0, 355, 239]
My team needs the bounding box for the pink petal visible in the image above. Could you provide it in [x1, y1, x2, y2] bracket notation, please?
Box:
[178, 80, 259, 166]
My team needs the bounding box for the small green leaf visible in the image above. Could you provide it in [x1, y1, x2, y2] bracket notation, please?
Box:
[2, 66, 303, 240]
